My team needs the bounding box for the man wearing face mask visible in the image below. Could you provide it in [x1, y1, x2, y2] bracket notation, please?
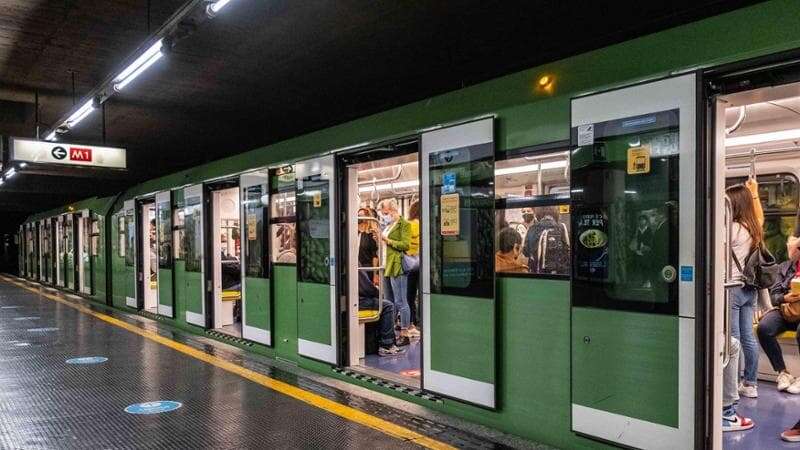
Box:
[495, 227, 527, 273]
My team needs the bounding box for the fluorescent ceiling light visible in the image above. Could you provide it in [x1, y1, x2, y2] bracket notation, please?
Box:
[44, 131, 57, 141]
[494, 160, 567, 176]
[208, 0, 233, 15]
[5, 168, 16, 179]
[65, 99, 95, 128]
[726, 128, 800, 147]
[19, 163, 27, 168]
[358, 179, 419, 193]
[114, 40, 163, 82]
[114, 50, 163, 91]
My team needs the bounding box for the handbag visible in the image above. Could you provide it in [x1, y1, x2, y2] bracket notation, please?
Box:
[781, 300, 800, 322]
[401, 253, 419, 274]
[732, 244, 781, 290]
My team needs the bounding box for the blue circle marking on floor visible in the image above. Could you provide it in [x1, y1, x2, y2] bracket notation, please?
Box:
[66, 356, 108, 365]
[124, 401, 183, 415]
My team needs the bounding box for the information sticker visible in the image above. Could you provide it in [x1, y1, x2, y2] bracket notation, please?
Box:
[627, 146, 651, 175]
[313, 191, 322, 208]
[440, 193, 460, 236]
[577, 124, 594, 146]
[247, 214, 257, 241]
[442, 171, 456, 194]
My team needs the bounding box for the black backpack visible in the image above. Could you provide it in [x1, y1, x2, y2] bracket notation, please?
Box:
[536, 222, 570, 274]
[732, 244, 781, 290]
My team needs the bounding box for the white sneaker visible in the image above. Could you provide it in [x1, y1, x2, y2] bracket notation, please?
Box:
[787, 378, 800, 395]
[778, 372, 795, 391]
[739, 384, 758, 398]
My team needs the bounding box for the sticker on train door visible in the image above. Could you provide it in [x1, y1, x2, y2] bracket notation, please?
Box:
[627, 146, 651, 174]
[440, 193, 459, 236]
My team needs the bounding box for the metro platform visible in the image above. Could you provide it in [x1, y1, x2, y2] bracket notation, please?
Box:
[0, 275, 544, 450]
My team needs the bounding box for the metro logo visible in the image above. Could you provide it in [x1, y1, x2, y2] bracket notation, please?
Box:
[69, 147, 93, 162]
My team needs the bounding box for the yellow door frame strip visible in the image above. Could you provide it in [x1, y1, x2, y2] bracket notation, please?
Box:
[0, 276, 454, 450]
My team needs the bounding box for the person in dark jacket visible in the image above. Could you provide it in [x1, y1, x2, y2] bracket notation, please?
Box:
[756, 235, 800, 393]
[358, 270, 404, 356]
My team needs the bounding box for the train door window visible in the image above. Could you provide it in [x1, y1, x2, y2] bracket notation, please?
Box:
[173, 196, 185, 261]
[343, 145, 422, 387]
[125, 209, 135, 267]
[157, 196, 173, 269]
[270, 166, 297, 264]
[494, 148, 570, 276]
[140, 201, 157, 313]
[210, 185, 242, 337]
[90, 217, 100, 257]
[117, 215, 126, 258]
[243, 184, 267, 278]
[297, 177, 331, 284]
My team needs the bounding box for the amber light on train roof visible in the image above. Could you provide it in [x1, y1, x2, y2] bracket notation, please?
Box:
[535, 74, 555, 94]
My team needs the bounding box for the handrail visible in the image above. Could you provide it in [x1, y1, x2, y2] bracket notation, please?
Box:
[357, 219, 385, 324]
[722, 197, 740, 367]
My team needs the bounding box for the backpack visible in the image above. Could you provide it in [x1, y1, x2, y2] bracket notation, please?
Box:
[732, 244, 781, 290]
[536, 222, 570, 274]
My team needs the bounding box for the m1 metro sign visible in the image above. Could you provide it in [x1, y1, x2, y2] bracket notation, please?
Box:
[9, 137, 126, 169]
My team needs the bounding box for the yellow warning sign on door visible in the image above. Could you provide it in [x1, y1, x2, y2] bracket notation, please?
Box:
[313, 191, 322, 207]
[559, 204, 570, 214]
[440, 193, 459, 236]
[627, 147, 650, 175]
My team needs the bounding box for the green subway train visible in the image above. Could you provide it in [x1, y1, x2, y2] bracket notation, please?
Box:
[15, 2, 800, 448]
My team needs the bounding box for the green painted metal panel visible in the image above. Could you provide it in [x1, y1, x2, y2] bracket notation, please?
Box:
[572, 307, 679, 427]
[185, 271, 204, 318]
[297, 281, 330, 345]
[158, 269, 173, 311]
[274, 265, 298, 362]
[174, 260, 187, 322]
[244, 276, 270, 331]
[429, 293, 494, 384]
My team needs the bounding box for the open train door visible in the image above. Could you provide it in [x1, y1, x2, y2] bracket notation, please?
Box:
[155, 191, 175, 317]
[421, 117, 497, 408]
[295, 155, 338, 364]
[569, 74, 698, 449]
[240, 169, 272, 345]
[183, 184, 206, 327]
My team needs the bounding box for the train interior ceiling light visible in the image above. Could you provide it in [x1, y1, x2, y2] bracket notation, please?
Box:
[43, 0, 236, 143]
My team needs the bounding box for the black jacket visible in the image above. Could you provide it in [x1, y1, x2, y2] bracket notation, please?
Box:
[768, 260, 798, 307]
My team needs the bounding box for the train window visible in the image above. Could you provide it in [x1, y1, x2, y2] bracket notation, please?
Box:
[157, 197, 172, 268]
[124, 210, 135, 267]
[90, 217, 100, 257]
[727, 173, 798, 261]
[270, 166, 297, 264]
[118, 215, 126, 258]
[243, 185, 268, 277]
[297, 177, 329, 283]
[184, 196, 202, 272]
[494, 148, 571, 277]
[428, 143, 495, 298]
[173, 198, 185, 260]
[571, 109, 680, 314]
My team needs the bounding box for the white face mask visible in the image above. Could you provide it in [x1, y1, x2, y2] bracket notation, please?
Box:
[378, 212, 392, 228]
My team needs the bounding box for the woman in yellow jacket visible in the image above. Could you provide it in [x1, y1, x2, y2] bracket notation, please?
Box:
[379, 198, 412, 344]
[405, 201, 421, 337]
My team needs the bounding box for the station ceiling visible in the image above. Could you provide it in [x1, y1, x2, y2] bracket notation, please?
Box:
[0, 0, 761, 232]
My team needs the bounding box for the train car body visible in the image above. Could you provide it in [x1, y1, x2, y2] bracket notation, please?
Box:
[17, 2, 800, 448]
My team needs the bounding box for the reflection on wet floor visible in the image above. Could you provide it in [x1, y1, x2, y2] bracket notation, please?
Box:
[725, 382, 800, 449]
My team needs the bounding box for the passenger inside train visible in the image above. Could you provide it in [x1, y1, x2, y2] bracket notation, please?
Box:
[347, 149, 421, 386]
[720, 80, 800, 444]
[140, 201, 158, 313]
[211, 186, 242, 337]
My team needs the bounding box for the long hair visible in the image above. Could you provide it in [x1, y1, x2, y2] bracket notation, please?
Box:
[726, 184, 763, 249]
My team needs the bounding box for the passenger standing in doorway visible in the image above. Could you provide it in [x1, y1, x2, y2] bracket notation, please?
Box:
[405, 201, 421, 337]
[523, 206, 570, 275]
[727, 181, 764, 398]
[357, 208, 379, 284]
[378, 199, 412, 346]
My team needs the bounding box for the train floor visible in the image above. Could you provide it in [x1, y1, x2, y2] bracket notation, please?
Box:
[0, 275, 544, 450]
[725, 382, 800, 450]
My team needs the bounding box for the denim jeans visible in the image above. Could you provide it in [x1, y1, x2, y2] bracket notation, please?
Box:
[406, 269, 419, 326]
[359, 296, 396, 348]
[757, 309, 800, 373]
[724, 337, 741, 408]
[730, 286, 758, 385]
[385, 275, 410, 329]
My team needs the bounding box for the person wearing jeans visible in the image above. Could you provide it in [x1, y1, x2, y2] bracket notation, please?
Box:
[379, 198, 412, 345]
[723, 336, 755, 432]
[757, 236, 800, 392]
[730, 285, 759, 392]
[358, 271, 403, 356]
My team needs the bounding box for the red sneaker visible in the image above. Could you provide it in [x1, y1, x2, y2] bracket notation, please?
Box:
[782, 428, 800, 442]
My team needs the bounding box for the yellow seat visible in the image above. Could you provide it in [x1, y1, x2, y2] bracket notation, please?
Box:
[221, 290, 241, 302]
[358, 309, 379, 321]
[779, 331, 797, 339]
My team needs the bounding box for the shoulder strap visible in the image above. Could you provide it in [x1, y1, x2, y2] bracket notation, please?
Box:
[731, 249, 744, 274]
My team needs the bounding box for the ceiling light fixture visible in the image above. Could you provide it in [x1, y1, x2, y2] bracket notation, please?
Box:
[207, 0, 233, 17]
[19, 163, 27, 168]
[5, 168, 16, 179]
[44, 131, 57, 141]
[113, 40, 164, 91]
[494, 160, 568, 176]
[358, 179, 419, 193]
[726, 128, 800, 147]
[64, 99, 96, 129]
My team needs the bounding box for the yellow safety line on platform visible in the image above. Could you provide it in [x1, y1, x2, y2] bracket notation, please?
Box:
[1, 276, 454, 450]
